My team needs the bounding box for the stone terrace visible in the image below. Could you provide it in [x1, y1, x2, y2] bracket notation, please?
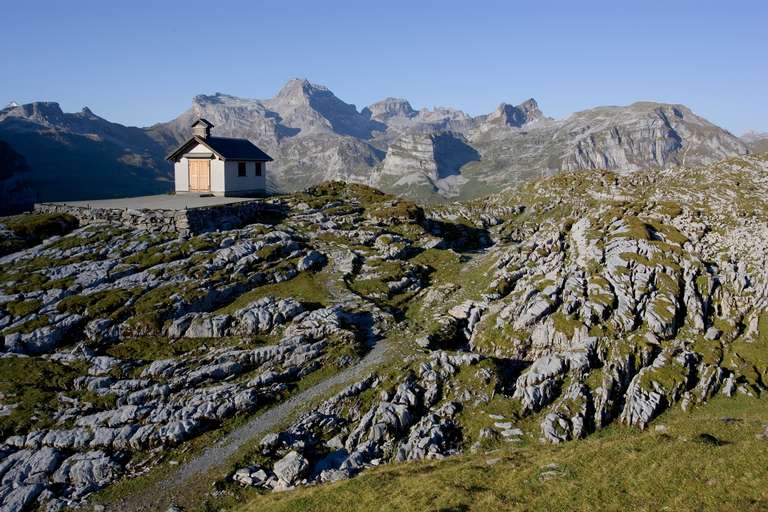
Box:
[35, 194, 285, 235]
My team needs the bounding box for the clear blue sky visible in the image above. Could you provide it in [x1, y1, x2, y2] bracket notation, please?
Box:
[1, 0, 765, 134]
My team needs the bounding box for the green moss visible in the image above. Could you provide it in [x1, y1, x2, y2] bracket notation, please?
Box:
[256, 244, 282, 261]
[726, 338, 768, 388]
[620, 252, 652, 267]
[656, 201, 683, 218]
[0, 272, 48, 294]
[692, 337, 723, 366]
[2, 314, 50, 335]
[655, 272, 680, 297]
[551, 311, 582, 338]
[584, 369, 604, 391]
[409, 249, 463, 286]
[57, 288, 139, 319]
[758, 311, 768, 342]
[614, 215, 653, 241]
[297, 182, 391, 209]
[645, 218, 689, 246]
[367, 200, 425, 224]
[4, 298, 42, 318]
[117, 283, 207, 333]
[105, 336, 244, 361]
[0, 357, 84, 438]
[471, 311, 530, 358]
[218, 271, 332, 314]
[638, 356, 687, 393]
[123, 246, 183, 270]
[0, 213, 79, 256]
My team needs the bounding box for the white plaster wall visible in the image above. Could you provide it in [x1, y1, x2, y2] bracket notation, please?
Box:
[210, 160, 226, 193]
[175, 160, 189, 192]
[188, 143, 211, 154]
[223, 161, 267, 194]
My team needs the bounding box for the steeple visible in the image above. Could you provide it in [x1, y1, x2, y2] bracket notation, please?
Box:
[191, 118, 214, 139]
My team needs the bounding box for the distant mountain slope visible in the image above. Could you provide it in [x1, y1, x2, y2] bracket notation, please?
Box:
[451, 101, 749, 201]
[742, 131, 768, 154]
[150, 81, 748, 201]
[2, 80, 751, 202]
[0, 103, 170, 202]
[0, 139, 34, 214]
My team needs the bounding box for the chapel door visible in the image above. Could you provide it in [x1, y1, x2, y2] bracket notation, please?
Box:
[189, 160, 210, 191]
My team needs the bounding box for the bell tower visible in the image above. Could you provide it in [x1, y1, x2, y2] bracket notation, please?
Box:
[191, 118, 214, 139]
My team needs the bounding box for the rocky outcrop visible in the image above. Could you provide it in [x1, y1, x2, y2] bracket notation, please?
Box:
[373, 131, 479, 199]
[234, 352, 480, 491]
[478, 99, 544, 129]
[3, 157, 768, 509]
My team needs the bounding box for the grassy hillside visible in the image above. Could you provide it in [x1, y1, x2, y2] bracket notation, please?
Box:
[234, 395, 768, 512]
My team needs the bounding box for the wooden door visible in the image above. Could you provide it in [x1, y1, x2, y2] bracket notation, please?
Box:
[189, 160, 210, 191]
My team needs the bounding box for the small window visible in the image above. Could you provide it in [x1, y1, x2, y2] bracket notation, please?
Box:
[255, 162, 262, 176]
[237, 162, 246, 177]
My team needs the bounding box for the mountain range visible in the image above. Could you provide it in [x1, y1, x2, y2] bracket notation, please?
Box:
[0, 78, 757, 205]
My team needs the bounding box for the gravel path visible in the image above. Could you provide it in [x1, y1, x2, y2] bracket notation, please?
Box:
[110, 337, 391, 511]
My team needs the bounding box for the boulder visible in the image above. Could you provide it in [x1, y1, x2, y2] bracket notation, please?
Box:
[297, 250, 326, 272]
[272, 450, 308, 485]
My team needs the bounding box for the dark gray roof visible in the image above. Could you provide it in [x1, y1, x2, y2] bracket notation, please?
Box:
[191, 118, 214, 128]
[204, 136, 273, 161]
[166, 136, 273, 162]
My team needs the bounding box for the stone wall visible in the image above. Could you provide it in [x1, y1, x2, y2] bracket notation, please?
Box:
[34, 200, 286, 235]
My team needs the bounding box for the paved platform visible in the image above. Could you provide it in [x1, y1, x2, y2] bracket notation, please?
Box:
[49, 194, 257, 211]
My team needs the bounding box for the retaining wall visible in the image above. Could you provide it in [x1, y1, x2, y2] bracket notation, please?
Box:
[34, 200, 285, 235]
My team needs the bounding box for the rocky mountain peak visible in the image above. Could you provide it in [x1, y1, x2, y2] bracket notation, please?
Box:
[265, 79, 382, 139]
[517, 98, 542, 119]
[275, 78, 331, 103]
[363, 97, 416, 121]
[78, 106, 97, 118]
[483, 98, 543, 128]
[0, 101, 65, 126]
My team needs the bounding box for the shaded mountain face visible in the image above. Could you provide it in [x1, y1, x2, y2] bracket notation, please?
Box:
[0, 103, 170, 202]
[0, 140, 34, 214]
[374, 131, 480, 199]
[3, 79, 751, 202]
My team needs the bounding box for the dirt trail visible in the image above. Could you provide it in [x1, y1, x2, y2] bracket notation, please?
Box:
[109, 337, 390, 511]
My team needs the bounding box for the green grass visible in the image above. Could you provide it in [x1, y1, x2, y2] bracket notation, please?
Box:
[104, 336, 246, 362]
[1, 314, 50, 335]
[0, 357, 85, 438]
[0, 212, 79, 255]
[231, 395, 768, 512]
[57, 288, 139, 319]
[218, 271, 333, 314]
[3, 298, 42, 318]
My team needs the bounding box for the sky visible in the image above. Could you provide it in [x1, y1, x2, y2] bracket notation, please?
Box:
[1, 0, 766, 134]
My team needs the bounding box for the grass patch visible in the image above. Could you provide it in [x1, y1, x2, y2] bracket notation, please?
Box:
[57, 288, 139, 319]
[0, 213, 79, 255]
[0, 357, 84, 438]
[104, 336, 245, 361]
[3, 298, 42, 318]
[218, 271, 332, 314]
[232, 395, 768, 512]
